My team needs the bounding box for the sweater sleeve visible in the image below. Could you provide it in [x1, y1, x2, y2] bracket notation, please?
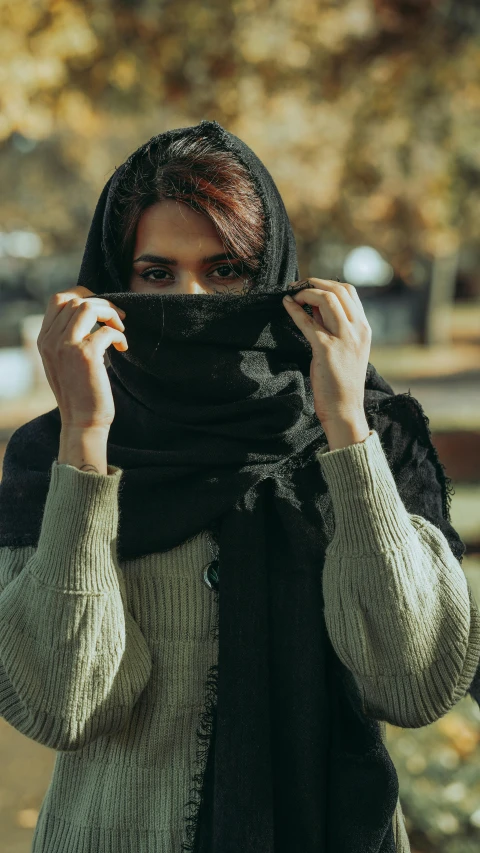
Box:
[315, 429, 480, 729]
[0, 461, 152, 751]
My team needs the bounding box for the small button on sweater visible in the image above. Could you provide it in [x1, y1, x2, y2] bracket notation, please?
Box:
[0, 429, 479, 852]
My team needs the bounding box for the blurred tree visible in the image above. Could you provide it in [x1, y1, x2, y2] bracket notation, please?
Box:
[1, 0, 480, 286]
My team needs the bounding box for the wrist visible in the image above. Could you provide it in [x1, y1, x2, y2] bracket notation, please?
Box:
[321, 414, 370, 451]
[58, 425, 110, 475]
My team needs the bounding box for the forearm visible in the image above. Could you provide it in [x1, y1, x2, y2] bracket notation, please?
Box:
[316, 429, 480, 725]
[0, 463, 151, 750]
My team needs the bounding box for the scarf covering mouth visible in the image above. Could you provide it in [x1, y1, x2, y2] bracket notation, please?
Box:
[0, 119, 478, 852]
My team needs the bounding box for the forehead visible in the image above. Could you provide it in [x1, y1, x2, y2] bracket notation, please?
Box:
[134, 200, 222, 252]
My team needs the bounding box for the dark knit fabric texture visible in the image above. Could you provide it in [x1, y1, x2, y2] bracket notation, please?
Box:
[0, 119, 478, 852]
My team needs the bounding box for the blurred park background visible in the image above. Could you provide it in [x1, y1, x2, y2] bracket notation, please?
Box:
[1, 0, 480, 851]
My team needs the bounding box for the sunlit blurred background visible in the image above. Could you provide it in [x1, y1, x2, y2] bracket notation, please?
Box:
[1, 1, 480, 851]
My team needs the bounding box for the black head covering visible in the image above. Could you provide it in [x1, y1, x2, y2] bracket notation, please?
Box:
[0, 119, 478, 852]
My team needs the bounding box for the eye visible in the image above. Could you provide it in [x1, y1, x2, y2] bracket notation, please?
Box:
[211, 264, 242, 279]
[139, 268, 172, 282]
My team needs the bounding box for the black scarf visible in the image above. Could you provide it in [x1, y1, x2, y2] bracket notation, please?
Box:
[1, 120, 478, 852]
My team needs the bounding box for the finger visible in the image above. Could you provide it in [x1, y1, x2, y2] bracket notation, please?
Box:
[69, 285, 127, 317]
[44, 285, 125, 327]
[41, 290, 126, 335]
[290, 276, 363, 314]
[63, 302, 125, 343]
[291, 278, 360, 323]
[333, 277, 364, 309]
[83, 295, 127, 318]
[283, 292, 341, 341]
[287, 289, 348, 336]
[40, 295, 126, 340]
[81, 324, 128, 353]
[42, 302, 124, 348]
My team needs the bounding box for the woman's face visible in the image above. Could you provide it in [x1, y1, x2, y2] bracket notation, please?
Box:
[129, 200, 253, 295]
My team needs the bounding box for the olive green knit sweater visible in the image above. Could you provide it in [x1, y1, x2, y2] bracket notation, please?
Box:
[1, 429, 479, 852]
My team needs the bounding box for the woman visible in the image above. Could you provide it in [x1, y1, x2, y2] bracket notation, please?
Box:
[0, 120, 479, 853]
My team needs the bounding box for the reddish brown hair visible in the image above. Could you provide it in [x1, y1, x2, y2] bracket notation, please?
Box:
[111, 133, 266, 287]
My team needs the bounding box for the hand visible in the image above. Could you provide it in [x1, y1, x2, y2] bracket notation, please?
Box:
[282, 278, 372, 429]
[37, 285, 128, 431]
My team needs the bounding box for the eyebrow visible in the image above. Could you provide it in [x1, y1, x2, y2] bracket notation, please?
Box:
[132, 252, 237, 265]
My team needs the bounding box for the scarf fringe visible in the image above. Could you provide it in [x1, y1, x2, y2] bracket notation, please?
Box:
[366, 389, 457, 529]
[393, 390, 457, 523]
[180, 570, 220, 852]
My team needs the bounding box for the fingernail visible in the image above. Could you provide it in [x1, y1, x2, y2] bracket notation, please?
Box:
[283, 294, 294, 302]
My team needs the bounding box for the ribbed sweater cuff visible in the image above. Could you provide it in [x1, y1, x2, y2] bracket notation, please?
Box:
[31, 460, 124, 592]
[315, 429, 414, 554]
